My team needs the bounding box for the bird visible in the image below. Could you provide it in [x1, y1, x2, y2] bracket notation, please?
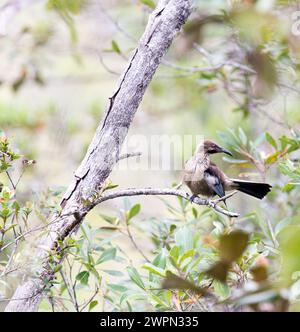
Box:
[183, 140, 272, 203]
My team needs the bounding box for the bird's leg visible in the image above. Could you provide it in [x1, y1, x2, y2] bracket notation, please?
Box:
[215, 196, 227, 207]
[213, 191, 238, 206]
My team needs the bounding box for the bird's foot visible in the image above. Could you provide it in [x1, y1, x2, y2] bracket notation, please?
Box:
[189, 194, 198, 203]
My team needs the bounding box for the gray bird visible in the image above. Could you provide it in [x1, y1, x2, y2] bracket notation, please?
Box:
[183, 140, 272, 202]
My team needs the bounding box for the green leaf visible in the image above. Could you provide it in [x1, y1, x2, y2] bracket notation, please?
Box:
[152, 248, 167, 269]
[75, 271, 89, 285]
[279, 135, 300, 153]
[3, 224, 18, 233]
[108, 283, 128, 292]
[140, 0, 156, 9]
[127, 266, 145, 290]
[111, 40, 121, 54]
[1, 207, 11, 218]
[279, 159, 300, 182]
[149, 293, 170, 309]
[219, 230, 249, 262]
[102, 269, 124, 277]
[175, 226, 194, 252]
[88, 300, 98, 311]
[126, 301, 133, 312]
[232, 107, 248, 116]
[192, 207, 198, 218]
[279, 227, 300, 285]
[96, 247, 117, 264]
[80, 223, 92, 243]
[213, 279, 231, 298]
[238, 127, 248, 146]
[265, 151, 281, 165]
[142, 263, 166, 277]
[96, 233, 121, 247]
[128, 204, 141, 220]
[265, 132, 277, 149]
[179, 249, 195, 265]
[105, 183, 119, 190]
[120, 291, 147, 305]
[47, 0, 87, 14]
[275, 216, 298, 236]
[237, 290, 278, 306]
[53, 264, 63, 273]
[282, 183, 295, 192]
[99, 213, 118, 225]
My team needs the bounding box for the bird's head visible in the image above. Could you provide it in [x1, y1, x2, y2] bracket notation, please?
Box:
[197, 140, 233, 156]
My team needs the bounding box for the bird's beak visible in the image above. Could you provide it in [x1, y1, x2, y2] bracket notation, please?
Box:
[220, 147, 233, 157]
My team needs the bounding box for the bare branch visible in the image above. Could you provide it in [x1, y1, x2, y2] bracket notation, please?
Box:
[161, 58, 256, 75]
[79, 286, 99, 312]
[118, 152, 142, 161]
[94, 187, 239, 218]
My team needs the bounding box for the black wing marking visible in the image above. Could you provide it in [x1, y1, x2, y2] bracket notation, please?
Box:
[213, 180, 225, 198]
[204, 169, 225, 198]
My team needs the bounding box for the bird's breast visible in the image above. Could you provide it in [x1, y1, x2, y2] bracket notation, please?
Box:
[185, 178, 215, 197]
[183, 155, 212, 196]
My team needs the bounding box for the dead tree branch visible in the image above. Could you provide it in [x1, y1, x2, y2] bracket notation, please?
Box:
[95, 188, 239, 218]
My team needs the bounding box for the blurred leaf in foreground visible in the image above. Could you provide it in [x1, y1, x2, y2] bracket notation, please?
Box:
[219, 230, 249, 263]
[162, 272, 207, 295]
[140, 0, 156, 10]
[279, 227, 300, 286]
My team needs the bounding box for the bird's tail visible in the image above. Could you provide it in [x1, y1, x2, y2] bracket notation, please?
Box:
[232, 179, 272, 199]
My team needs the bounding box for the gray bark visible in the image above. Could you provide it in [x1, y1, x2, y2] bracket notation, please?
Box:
[95, 188, 239, 217]
[4, 0, 193, 312]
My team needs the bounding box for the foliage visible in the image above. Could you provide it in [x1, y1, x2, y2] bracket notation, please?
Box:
[0, 134, 34, 293]
[1, 0, 300, 312]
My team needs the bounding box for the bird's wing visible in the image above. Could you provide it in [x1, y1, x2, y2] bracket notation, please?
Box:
[204, 163, 226, 198]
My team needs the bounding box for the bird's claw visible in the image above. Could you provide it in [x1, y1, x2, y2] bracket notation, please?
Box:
[189, 194, 198, 203]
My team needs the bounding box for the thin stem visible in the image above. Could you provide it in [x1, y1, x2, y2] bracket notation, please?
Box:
[80, 286, 99, 312]
[59, 269, 79, 312]
[5, 171, 16, 190]
[125, 221, 150, 263]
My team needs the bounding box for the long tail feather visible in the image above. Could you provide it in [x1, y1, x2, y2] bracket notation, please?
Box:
[232, 179, 272, 199]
